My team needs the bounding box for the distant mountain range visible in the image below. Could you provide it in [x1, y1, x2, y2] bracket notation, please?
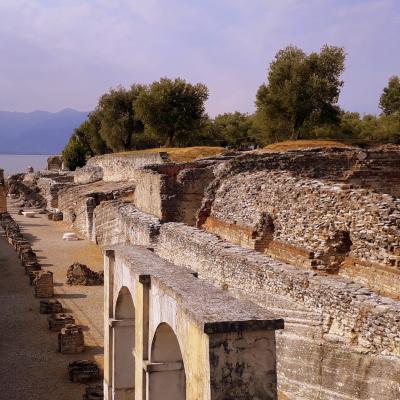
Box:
[0, 108, 88, 154]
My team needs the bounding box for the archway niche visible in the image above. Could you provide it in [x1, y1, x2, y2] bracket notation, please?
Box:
[148, 323, 186, 400]
[113, 286, 135, 400]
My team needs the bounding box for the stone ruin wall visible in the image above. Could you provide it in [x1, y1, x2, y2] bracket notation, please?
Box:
[204, 170, 400, 298]
[74, 152, 169, 184]
[93, 200, 160, 247]
[57, 181, 135, 239]
[13, 146, 400, 399]
[0, 169, 7, 213]
[133, 162, 216, 225]
[155, 223, 400, 400]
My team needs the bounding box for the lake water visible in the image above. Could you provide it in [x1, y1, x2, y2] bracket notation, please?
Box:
[0, 154, 50, 176]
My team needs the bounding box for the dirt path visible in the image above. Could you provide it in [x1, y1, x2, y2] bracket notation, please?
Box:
[0, 202, 104, 400]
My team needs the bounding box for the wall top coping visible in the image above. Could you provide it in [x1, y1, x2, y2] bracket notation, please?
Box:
[105, 244, 284, 333]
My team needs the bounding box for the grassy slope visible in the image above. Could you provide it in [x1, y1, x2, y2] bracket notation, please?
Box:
[260, 139, 354, 152]
[116, 146, 225, 162]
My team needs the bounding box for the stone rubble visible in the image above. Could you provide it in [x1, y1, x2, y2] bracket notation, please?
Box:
[66, 262, 104, 286]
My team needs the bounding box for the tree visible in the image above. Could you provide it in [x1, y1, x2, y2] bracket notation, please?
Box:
[62, 136, 87, 170]
[255, 44, 346, 141]
[135, 77, 209, 146]
[213, 112, 255, 147]
[96, 84, 146, 152]
[380, 76, 400, 115]
[74, 112, 110, 156]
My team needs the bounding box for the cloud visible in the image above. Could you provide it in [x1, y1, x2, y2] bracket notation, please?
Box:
[0, 0, 398, 115]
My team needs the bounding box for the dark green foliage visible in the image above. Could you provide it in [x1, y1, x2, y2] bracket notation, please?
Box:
[255, 45, 346, 142]
[135, 77, 209, 146]
[62, 136, 87, 170]
[380, 76, 400, 116]
[97, 84, 146, 152]
[74, 112, 110, 157]
[213, 112, 256, 147]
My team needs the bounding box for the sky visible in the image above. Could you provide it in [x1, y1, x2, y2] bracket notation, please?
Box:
[0, 0, 399, 116]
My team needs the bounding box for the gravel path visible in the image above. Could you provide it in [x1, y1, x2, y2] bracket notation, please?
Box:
[0, 203, 104, 400]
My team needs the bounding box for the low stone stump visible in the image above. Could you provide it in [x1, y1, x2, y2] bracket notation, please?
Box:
[14, 238, 29, 252]
[34, 270, 54, 297]
[66, 262, 104, 286]
[48, 313, 75, 332]
[27, 264, 42, 284]
[21, 249, 37, 266]
[58, 324, 84, 354]
[40, 299, 63, 314]
[68, 360, 99, 383]
[82, 384, 103, 399]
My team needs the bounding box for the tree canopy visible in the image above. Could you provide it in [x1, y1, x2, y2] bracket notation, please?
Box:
[61, 135, 87, 170]
[135, 77, 209, 146]
[96, 84, 146, 152]
[212, 112, 255, 147]
[255, 45, 346, 141]
[380, 76, 400, 116]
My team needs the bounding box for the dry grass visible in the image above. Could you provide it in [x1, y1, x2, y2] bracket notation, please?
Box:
[260, 139, 354, 152]
[117, 146, 224, 162]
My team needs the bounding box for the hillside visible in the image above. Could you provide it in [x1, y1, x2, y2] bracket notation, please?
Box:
[0, 108, 87, 154]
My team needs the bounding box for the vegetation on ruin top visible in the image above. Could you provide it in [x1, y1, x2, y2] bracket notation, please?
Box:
[116, 146, 224, 162]
[259, 140, 354, 152]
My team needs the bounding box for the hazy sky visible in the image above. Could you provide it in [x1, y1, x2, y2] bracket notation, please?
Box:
[0, 0, 399, 116]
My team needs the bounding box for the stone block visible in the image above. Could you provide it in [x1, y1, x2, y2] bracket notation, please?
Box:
[68, 360, 99, 383]
[58, 324, 84, 354]
[39, 299, 63, 314]
[48, 313, 75, 332]
[34, 270, 54, 298]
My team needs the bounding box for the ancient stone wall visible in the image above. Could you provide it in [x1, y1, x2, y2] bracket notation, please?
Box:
[74, 152, 169, 183]
[134, 162, 216, 225]
[203, 170, 400, 297]
[94, 200, 160, 247]
[58, 181, 135, 238]
[155, 223, 400, 399]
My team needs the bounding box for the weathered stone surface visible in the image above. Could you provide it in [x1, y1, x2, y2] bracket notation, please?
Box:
[82, 385, 103, 400]
[39, 299, 63, 314]
[68, 360, 99, 383]
[58, 324, 85, 354]
[34, 270, 54, 298]
[66, 262, 104, 286]
[48, 313, 75, 332]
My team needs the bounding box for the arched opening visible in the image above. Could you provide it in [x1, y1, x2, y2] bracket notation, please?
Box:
[148, 323, 186, 400]
[113, 286, 135, 399]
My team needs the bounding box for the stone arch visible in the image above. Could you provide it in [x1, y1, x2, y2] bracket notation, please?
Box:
[148, 323, 186, 400]
[113, 286, 135, 399]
